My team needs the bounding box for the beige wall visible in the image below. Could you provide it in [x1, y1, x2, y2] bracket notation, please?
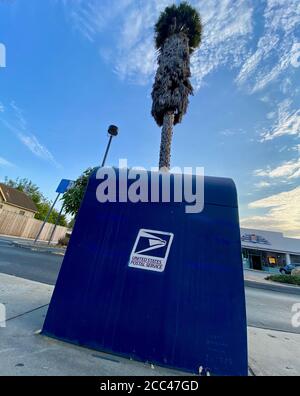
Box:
[0, 209, 68, 243]
[0, 202, 35, 218]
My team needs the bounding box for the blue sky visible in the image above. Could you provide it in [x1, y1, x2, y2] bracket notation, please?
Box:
[0, 0, 299, 236]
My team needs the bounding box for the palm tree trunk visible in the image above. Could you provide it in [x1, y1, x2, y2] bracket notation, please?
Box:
[159, 111, 175, 170]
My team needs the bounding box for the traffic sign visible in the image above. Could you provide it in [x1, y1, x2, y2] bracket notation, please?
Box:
[56, 179, 74, 194]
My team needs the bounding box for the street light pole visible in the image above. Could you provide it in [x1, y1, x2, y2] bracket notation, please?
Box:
[101, 125, 119, 167]
[37, 126, 118, 245]
[101, 135, 113, 167]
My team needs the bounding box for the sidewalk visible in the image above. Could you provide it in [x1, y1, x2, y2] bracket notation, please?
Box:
[244, 269, 300, 295]
[0, 273, 185, 376]
[1, 273, 299, 376]
[248, 327, 300, 376]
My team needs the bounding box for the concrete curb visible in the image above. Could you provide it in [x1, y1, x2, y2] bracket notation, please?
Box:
[245, 279, 300, 296]
[11, 241, 65, 256]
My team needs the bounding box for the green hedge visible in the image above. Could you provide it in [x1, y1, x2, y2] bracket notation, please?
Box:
[266, 275, 300, 286]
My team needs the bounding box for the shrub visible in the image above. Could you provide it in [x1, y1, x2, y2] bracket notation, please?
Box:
[266, 275, 300, 286]
[58, 236, 69, 247]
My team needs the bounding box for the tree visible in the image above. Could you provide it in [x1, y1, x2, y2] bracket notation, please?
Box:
[151, 2, 202, 170]
[4, 177, 67, 227]
[34, 200, 67, 227]
[67, 217, 76, 229]
[4, 177, 42, 205]
[62, 168, 96, 218]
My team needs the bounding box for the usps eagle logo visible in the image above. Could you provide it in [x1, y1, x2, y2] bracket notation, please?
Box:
[129, 229, 174, 272]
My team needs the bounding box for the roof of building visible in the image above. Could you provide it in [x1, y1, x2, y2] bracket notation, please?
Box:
[241, 228, 300, 255]
[0, 183, 38, 213]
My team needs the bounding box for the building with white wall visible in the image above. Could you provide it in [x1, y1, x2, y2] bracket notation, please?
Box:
[241, 228, 300, 272]
[0, 183, 37, 218]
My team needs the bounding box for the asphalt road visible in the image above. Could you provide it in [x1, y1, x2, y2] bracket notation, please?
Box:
[0, 236, 299, 334]
[245, 287, 299, 334]
[0, 237, 62, 285]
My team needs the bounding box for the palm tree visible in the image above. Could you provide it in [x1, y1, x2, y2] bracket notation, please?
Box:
[151, 2, 202, 170]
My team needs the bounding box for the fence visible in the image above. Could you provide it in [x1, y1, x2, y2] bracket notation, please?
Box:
[0, 209, 68, 243]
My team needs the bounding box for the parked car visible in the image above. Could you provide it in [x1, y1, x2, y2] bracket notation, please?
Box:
[279, 263, 300, 275]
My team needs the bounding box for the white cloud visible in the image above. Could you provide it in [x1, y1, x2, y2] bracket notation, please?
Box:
[254, 181, 272, 188]
[254, 158, 300, 179]
[10, 101, 27, 130]
[64, 0, 134, 42]
[292, 144, 300, 152]
[280, 77, 293, 95]
[17, 133, 60, 167]
[260, 95, 271, 104]
[61, 0, 165, 83]
[241, 186, 300, 238]
[61, 0, 300, 93]
[236, 0, 300, 93]
[0, 157, 14, 167]
[61, 0, 254, 86]
[0, 102, 4, 112]
[260, 99, 300, 141]
[219, 128, 246, 137]
[262, 105, 300, 141]
[0, 102, 61, 168]
[266, 111, 276, 120]
[191, 0, 254, 90]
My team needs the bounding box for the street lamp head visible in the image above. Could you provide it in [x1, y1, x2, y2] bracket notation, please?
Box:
[108, 125, 119, 137]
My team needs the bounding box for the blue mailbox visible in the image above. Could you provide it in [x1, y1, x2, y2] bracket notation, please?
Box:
[43, 168, 248, 376]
